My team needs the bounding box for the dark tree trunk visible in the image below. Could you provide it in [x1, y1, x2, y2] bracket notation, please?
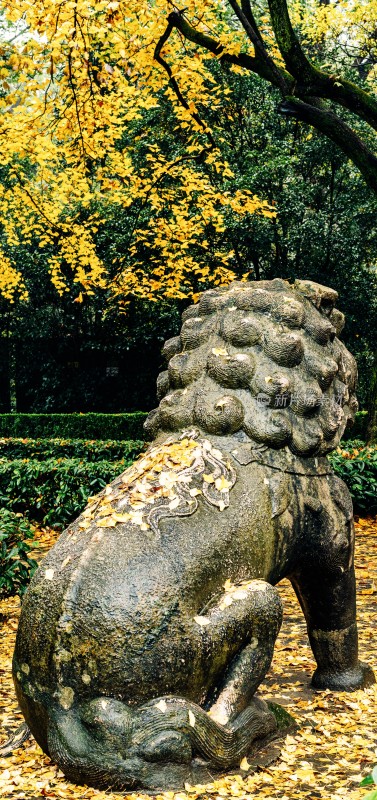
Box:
[366, 353, 377, 443]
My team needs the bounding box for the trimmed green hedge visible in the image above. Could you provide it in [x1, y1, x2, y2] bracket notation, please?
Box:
[0, 413, 147, 440]
[0, 458, 128, 528]
[0, 438, 145, 462]
[0, 438, 374, 532]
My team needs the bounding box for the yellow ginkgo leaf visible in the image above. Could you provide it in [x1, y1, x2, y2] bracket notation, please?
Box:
[214, 476, 232, 492]
[97, 518, 117, 528]
[168, 496, 180, 510]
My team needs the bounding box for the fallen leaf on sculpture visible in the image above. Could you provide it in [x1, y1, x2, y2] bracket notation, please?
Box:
[44, 569, 54, 580]
[72, 436, 235, 534]
[169, 497, 180, 510]
[214, 476, 232, 492]
[97, 518, 116, 528]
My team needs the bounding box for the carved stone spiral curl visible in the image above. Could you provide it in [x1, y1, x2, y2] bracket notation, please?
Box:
[220, 310, 262, 347]
[207, 351, 256, 389]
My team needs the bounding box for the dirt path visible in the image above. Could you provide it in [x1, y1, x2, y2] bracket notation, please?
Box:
[0, 519, 376, 800]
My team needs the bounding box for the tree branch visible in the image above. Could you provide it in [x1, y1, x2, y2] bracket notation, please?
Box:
[240, 0, 262, 37]
[310, 77, 377, 133]
[13, 172, 66, 235]
[267, 0, 313, 83]
[268, 0, 377, 131]
[279, 97, 377, 193]
[155, 6, 377, 193]
[225, 0, 289, 91]
[164, 10, 293, 90]
[154, 16, 215, 147]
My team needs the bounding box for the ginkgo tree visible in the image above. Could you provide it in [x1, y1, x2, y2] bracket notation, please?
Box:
[0, 0, 376, 306]
[156, 0, 377, 187]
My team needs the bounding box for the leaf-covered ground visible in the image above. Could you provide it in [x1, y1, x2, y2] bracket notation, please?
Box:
[0, 518, 376, 800]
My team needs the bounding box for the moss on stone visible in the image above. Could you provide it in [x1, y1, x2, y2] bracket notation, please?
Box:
[267, 701, 296, 730]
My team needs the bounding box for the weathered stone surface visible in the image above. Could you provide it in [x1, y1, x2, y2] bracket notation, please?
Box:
[13, 279, 375, 792]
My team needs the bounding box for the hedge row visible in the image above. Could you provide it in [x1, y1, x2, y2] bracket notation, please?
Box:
[0, 438, 145, 462]
[0, 458, 128, 528]
[0, 413, 148, 440]
[0, 440, 375, 532]
[0, 411, 369, 443]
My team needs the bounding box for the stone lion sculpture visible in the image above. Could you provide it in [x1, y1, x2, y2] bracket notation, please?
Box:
[11, 278, 374, 792]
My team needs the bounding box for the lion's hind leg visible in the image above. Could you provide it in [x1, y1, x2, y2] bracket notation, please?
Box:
[199, 579, 282, 726]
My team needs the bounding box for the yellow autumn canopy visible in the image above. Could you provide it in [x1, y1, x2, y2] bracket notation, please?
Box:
[0, 0, 271, 304]
[0, 0, 376, 303]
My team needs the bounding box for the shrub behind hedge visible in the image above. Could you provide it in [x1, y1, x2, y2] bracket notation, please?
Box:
[0, 508, 38, 599]
[342, 411, 369, 441]
[0, 413, 147, 440]
[0, 458, 128, 528]
[329, 441, 377, 515]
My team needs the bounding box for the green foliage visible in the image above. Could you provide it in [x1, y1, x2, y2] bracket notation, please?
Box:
[0, 435, 145, 530]
[0, 508, 38, 599]
[0, 413, 147, 440]
[0, 457, 129, 528]
[342, 411, 369, 441]
[0, 437, 145, 462]
[361, 765, 377, 786]
[360, 765, 377, 800]
[329, 441, 377, 515]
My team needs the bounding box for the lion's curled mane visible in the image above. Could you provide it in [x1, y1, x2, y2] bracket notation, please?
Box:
[145, 278, 357, 457]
